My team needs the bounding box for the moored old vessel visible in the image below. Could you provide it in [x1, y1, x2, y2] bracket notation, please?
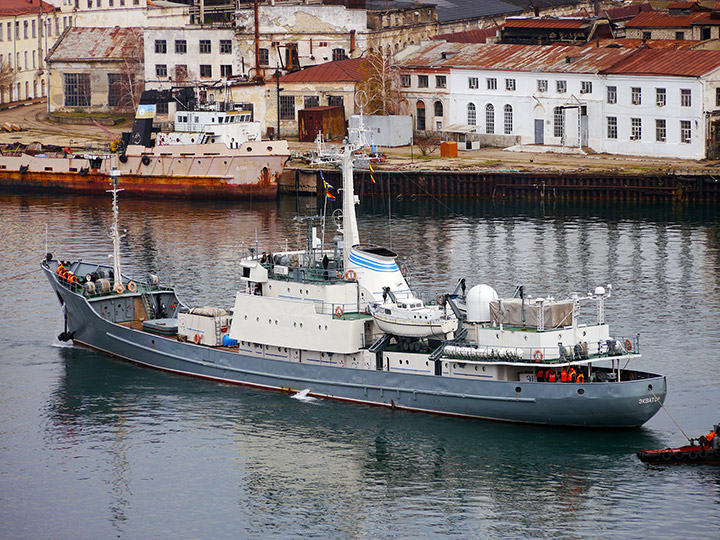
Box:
[0, 87, 289, 199]
[42, 117, 667, 427]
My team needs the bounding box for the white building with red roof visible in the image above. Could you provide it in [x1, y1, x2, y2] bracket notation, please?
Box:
[398, 40, 720, 158]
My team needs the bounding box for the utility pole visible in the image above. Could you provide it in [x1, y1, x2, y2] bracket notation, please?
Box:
[275, 69, 282, 140]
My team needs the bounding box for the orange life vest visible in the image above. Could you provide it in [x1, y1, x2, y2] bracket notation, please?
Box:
[547, 371, 556, 382]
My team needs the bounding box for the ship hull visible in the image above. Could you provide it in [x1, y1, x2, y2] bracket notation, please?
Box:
[44, 265, 666, 428]
[0, 142, 288, 199]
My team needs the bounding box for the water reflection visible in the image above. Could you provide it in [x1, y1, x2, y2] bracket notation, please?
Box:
[3, 191, 720, 538]
[45, 345, 693, 539]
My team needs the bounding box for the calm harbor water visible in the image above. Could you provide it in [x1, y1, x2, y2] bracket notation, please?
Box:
[1, 191, 719, 539]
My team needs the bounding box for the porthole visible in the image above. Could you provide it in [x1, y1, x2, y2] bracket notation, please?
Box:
[268, 319, 272, 324]
[582, 330, 587, 337]
[293, 322, 297, 327]
[324, 325, 328, 330]
[246, 147, 253, 152]
[496, 333, 499, 339]
[515, 386, 522, 393]
[577, 388, 585, 395]
[474, 366, 478, 371]
[256, 317, 259, 322]
[648, 384, 653, 391]
[275, 320, 278, 325]
[267, 146, 273, 151]
[244, 315, 248, 320]
[300, 322, 303, 328]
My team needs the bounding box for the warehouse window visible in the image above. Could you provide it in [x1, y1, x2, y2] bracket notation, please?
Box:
[64, 73, 90, 107]
[553, 107, 564, 138]
[280, 95, 295, 120]
[607, 116, 617, 139]
[485, 103, 494, 134]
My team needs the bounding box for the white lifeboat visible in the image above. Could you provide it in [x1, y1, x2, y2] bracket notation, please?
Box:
[369, 298, 458, 338]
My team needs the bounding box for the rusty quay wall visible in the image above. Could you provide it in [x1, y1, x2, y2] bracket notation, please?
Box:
[313, 169, 720, 202]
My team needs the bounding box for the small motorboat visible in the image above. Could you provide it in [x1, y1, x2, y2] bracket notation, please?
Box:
[638, 424, 720, 464]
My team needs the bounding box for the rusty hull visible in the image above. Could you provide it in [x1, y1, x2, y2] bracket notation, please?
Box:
[0, 141, 290, 199]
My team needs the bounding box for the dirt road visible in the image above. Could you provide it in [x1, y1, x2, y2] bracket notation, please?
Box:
[0, 102, 120, 148]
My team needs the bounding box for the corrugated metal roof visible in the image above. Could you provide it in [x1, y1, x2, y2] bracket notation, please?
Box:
[401, 41, 720, 77]
[401, 42, 637, 74]
[431, 27, 500, 43]
[597, 2, 654, 20]
[602, 48, 720, 75]
[0, 0, 56, 16]
[503, 17, 589, 29]
[596, 38, 699, 49]
[280, 58, 364, 83]
[48, 27, 144, 62]
[625, 11, 707, 27]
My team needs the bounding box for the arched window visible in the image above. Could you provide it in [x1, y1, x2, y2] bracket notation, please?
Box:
[416, 101, 426, 131]
[434, 100, 443, 117]
[504, 104, 513, 134]
[485, 104, 494, 134]
[553, 107, 564, 138]
[467, 102, 476, 125]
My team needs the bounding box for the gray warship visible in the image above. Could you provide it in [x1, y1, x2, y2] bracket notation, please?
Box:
[42, 126, 666, 427]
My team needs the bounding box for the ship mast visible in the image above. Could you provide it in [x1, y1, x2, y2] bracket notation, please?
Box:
[109, 167, 123, 289]
[340, 100, 367, 270]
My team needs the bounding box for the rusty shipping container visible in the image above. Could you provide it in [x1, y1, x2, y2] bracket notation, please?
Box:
[298, 106, 346, 142]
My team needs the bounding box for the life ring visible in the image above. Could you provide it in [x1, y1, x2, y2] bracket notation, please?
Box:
[699, 449, 707, 458]
[193, 333, 201, 345]
[688, 451, 698, 460]
[345, 269, 356, 280]
[335, 306, 344, 318]
[336, 270, 343, 279]
[576, 373, 585, 383]
[127, 281, 137, 293]
[141, 155, 151, 166]
[666, 452, 675, 461]
[533, 350, 543, 361]
[114, 282, 125, 294]
[624, 339, 632, 351]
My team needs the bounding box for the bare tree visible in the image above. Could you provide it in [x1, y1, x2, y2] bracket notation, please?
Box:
[115, 38, 144, 111]
[357, 49, 404, 116]
[0, 60, 17, 103]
